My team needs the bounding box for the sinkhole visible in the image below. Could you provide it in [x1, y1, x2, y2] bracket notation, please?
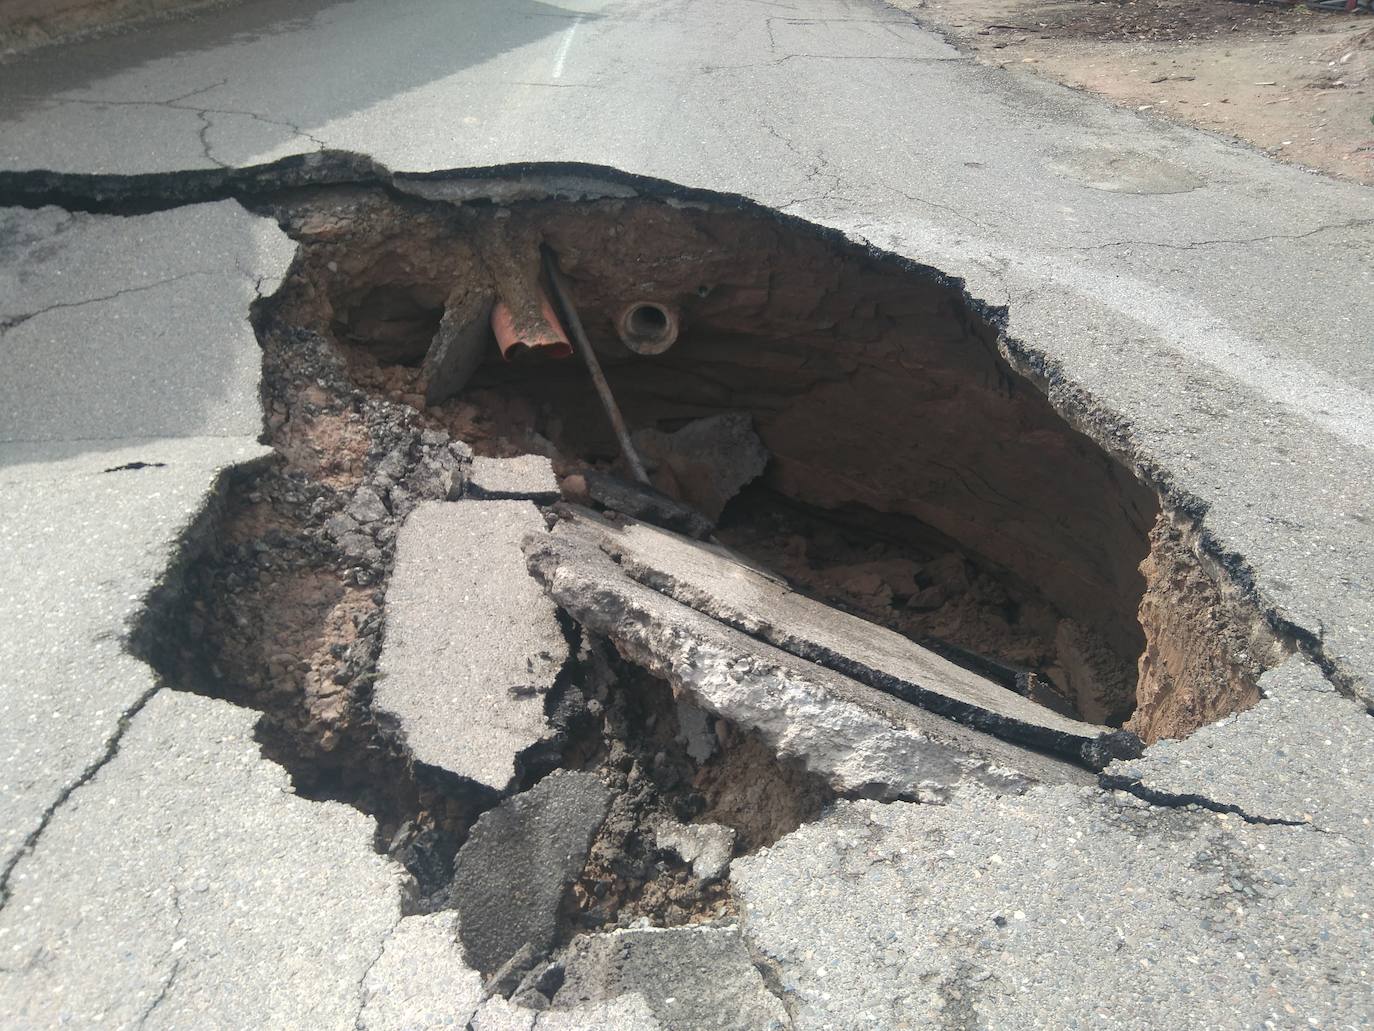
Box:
[134, 172, 1290, 991]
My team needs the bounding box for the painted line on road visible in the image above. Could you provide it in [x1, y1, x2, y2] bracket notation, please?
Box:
[552, 16, 583, 79]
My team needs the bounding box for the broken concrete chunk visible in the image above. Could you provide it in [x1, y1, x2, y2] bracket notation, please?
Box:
[675, 695, 717, 764]
[655, 818, 735, 883]
[469, 454, 561, 502]
[524, 519, 1093, 801]
[422, 286, 496, 405]
[375, 500, 568, 793]
[452, 770, 614, 976]
[346, 485, 390, 524]
[582, 470, 714, 539]
[551, 925, 788, 1031]
[574, 507, 1139, 769]
[632, 411, 769, 519]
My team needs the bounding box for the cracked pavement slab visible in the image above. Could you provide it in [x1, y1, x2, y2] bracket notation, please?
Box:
[375, 499, 568, 793]
[0, 199, 288, 883]
[0, 691, 402, 1029]
[733, 790, 1373, 1029]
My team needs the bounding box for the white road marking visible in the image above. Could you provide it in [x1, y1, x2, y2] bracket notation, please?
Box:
[551, 16, 583, 79]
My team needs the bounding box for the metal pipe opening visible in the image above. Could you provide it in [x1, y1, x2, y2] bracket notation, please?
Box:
[616, 301, 679, 355]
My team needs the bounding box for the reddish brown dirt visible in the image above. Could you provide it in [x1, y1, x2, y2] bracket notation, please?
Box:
[901, 0, 1374, 184]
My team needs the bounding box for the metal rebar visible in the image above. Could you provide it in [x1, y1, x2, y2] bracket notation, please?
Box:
[542, 247, 652, 485]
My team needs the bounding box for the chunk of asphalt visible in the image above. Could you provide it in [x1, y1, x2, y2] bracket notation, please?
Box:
[655, 818, 735, 883]
[375, 500, 568, 793]
[550, 925, 789, 1031]
[566, 506, 1139, 770]
[580, 470, 715, 539]
[631, 411, 769, 520]
[524, 520, 1093, 800]
[468, 454, 561, 503]
[452, 770, 614, 976]
[422, 286, 496, 405]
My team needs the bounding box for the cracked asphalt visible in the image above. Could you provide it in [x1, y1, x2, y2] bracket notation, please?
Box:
[0, 0, 1371, 1027]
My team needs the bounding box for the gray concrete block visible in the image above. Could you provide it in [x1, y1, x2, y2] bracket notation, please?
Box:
[452, 771, 613, 975]
[376, 500, 568, 793]
[468, 455, 560, 503]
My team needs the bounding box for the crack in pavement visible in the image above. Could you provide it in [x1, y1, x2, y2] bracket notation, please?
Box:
[134, 885, 186, 1029]
[1099, 773, 1310, 829]
[0, 680, 163, 908]
[1078, 217, 1374, 253]
[0, 270, 224, 332]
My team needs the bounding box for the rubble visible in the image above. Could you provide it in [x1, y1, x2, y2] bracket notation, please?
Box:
[581, 471, 715, 539]
[374, 500, 568, 793]
[551, 925, 789, 1031]
[525, 516, 1094, 801]
[632, 411, 769, 519]
[451, 771, 614, 975]
[421, 286, 496, 405]
[468, 454, 562, 503]
[655, 818, 736, 883]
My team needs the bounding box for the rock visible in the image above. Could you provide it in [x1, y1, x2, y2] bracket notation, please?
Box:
[524, 514, 1093, 801]
[469, 454, 560, 503]
[557, 506, 1140, 770]
[346, 485, 390, 524]
[323, 511, 358, 539]
[581, 470, 714, 539]
[336, 530, 374, 560]
[422, 286, 496, 405]
[551, 925, 788, 1031]
[674, 696, 716, 764]
[631, 411, 768, 519]
[655, 818, 735, 883]
[452, 771, 614, 975]
[375, 500, 568, 793]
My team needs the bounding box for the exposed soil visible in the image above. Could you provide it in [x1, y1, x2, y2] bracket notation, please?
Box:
[900, 0, 1374, 184]
[135, 177, 1295, 970]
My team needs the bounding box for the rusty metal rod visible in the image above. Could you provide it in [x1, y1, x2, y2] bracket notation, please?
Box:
[542, 247, 652, 485]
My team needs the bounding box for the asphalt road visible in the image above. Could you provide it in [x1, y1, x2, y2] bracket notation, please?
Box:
[0, 1, 1370, 1027]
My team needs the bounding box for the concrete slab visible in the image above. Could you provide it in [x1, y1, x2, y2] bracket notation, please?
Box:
[451, 770, 613, 976]
[375, 499, 568, 793]
[0, 691, 403, 1030]
[733, 790, 1374, 1029]
[467, 455, 560, 503]
[552, 925, 789, 1031]
[526, 515, 1094, 801]
[558, 506, 1137, 769]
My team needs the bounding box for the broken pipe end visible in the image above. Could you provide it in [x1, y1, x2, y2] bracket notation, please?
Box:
[491, 294, 573, 362]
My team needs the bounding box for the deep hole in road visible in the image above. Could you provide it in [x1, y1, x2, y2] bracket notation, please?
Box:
[133, 177, 1289, 988]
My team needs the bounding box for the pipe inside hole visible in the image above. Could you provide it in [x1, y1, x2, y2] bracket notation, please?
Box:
[618, 302, 679, 355]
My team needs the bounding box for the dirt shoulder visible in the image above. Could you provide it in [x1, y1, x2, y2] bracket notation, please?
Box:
[897, 0, 1374, 185]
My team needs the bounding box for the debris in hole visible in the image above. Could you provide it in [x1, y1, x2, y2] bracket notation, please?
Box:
[549, 925, 789, 1031]
[526, 515, 1095, 798]
[467, 453, 562, 503]
[580, 471, 716, 540]
[553, 506, 1140, 769]
[451, 770, 614, 976]
[421, 285, 495, 406]
[374, 499, 569, 794]
[631, 411, 769, 521]
[655, 818, 735, 884]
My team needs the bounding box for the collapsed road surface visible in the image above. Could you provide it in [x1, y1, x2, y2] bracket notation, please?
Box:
[1, 2, 1372, 1030]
